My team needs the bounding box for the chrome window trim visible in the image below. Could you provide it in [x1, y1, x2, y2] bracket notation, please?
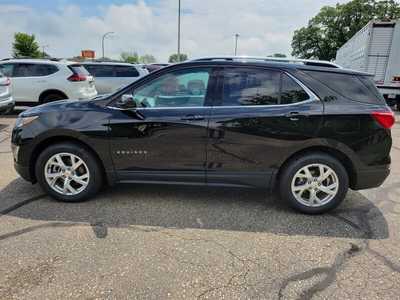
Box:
[107, 71, 320, 110]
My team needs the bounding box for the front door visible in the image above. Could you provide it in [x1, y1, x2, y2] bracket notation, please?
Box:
[207, 67, 323, 188]
[108, 67, 216, 184]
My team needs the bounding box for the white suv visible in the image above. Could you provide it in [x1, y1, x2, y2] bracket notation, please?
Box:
[0, 70, 14, 114]
[81, 62, 148, 94]
[0, 59, 97, 104]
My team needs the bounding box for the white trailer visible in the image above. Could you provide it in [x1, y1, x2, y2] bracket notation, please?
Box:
[336, 20, 400, 108]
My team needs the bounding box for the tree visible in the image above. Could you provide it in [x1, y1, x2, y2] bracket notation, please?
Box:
[268, 53, 287, 58]
[139, 54, 157, 64]
[12, 32, 41, 58]
[120, 52, 139, 64]
[291, 0, 400, 60]
[168, 53, 188, 63]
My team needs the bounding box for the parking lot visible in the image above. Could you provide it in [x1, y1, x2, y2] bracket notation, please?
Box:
[0, 112, 399, 299]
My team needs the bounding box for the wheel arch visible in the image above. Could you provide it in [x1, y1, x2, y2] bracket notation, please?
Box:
[275, 146, 357, 189]
[39, 89, 68, 103]
[29, 135, 107, 184]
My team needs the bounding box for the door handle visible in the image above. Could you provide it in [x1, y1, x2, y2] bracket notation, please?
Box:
[285, 111, 306, 121]
[181, 115, 205, 121]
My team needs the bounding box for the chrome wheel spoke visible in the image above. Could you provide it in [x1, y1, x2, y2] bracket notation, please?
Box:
[318, 183, 338, 195]
[54, 154, 66, 168]
[71, 174, 89, 186]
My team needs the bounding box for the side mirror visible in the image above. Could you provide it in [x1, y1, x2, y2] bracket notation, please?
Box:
[117, 94, 137, 109]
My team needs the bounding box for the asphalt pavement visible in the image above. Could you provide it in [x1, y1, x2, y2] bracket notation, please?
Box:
[0, 112, 399, 299]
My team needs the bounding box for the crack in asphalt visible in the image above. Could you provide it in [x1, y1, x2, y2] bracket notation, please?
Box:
[367, 247, 400, 273]
[278, 206, 375, 300]
[278, 243, 362, 300]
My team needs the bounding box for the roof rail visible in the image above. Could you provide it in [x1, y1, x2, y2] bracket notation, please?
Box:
[191, 56, 342, 68]
[0, 57, 63, 62]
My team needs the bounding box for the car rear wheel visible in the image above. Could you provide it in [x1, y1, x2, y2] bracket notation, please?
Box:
[279, 153, 349, 214]
[35, 143, 103, 202]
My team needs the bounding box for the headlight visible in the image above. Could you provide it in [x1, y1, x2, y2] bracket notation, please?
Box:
[15, 115, 39, 128]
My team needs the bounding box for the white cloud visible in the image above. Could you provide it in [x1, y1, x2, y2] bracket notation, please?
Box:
[0, 0, 346, 62]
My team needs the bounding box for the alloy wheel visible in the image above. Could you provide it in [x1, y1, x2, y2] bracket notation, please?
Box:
[291, 163, 339, 207]
[44, 152, 90, 196]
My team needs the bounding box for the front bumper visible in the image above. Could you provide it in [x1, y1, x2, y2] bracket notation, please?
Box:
[352, 166, 390, 190]
[14, 160, 34, 182]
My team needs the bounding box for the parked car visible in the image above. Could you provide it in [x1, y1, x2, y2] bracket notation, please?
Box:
[0, 70, 14, 114]
[144, 63, 170, 73]
[0, 59, 97, 105]
[12, 56, 394, 214]
[81, 62, 148, 94]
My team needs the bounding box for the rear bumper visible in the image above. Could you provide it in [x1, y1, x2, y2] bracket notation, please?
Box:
[0, 96, 14, 112]
[352, 166, 390, 190]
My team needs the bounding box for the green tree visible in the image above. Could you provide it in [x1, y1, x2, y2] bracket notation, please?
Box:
[268, 53, 287, 58]
[120, 52, 139, 64]
[139, 54, 157, 64]
[291, 0, 400, 60]
[168, 53, 188, 63]
[12, 32, 41, 58]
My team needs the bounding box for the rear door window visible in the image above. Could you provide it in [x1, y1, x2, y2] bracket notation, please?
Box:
[221, 68, 281, 106]
[34, 64, 58, 76]
[303, 70, 384, 104]
[281, 73, 310, 104]
[114, 66, 140, 77]
[220, 68, 310, 106]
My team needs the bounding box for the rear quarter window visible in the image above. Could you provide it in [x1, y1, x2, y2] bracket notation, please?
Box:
[69, 64, 90, 76]
[303, 70, 385, 104]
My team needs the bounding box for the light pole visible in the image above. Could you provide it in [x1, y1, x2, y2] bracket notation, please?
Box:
[234, 33, 239, 56]
[102, 32, 114, 60]
[41, 45, 49, 58]
[177, 0, 181, 61]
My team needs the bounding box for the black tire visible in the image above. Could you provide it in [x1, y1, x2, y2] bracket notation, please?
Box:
[41, 93, 66, 103]
[279, 152, 349, 214]
[1, 106, 14, 115]
[35, 142, 103, 202]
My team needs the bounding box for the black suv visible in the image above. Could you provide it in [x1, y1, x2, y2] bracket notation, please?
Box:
[11, 57, 394, 214]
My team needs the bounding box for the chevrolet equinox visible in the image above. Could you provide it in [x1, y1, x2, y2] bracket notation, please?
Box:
[11, 57, 394, 214]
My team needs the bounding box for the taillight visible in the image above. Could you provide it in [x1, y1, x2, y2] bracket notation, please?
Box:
[0, 78, 11, 86]
[371, 111, 395, 129]
[67, 74, 87, 82]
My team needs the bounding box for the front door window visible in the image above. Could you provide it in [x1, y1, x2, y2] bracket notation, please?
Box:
[131, 68, 211, 108]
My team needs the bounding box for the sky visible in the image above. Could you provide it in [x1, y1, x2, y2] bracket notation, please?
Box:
[0, 0, 347, 62]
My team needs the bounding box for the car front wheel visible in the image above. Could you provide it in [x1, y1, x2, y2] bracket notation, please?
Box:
[279, 153, 349, 214]
[35, 142, 103, 202]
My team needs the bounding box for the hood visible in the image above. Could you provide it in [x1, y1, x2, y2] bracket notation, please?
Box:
[20, 99, 97, 117]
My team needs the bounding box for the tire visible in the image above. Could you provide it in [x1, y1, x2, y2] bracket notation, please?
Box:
[35, 142, 103, 202]
[1, 106, 14, 115]
[279, 152, 349, 214]
[41, 93, 66, 103]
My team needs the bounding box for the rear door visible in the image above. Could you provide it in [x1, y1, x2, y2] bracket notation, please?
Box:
[108, 66, 217, 184]
[207, 67, 323, 188]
